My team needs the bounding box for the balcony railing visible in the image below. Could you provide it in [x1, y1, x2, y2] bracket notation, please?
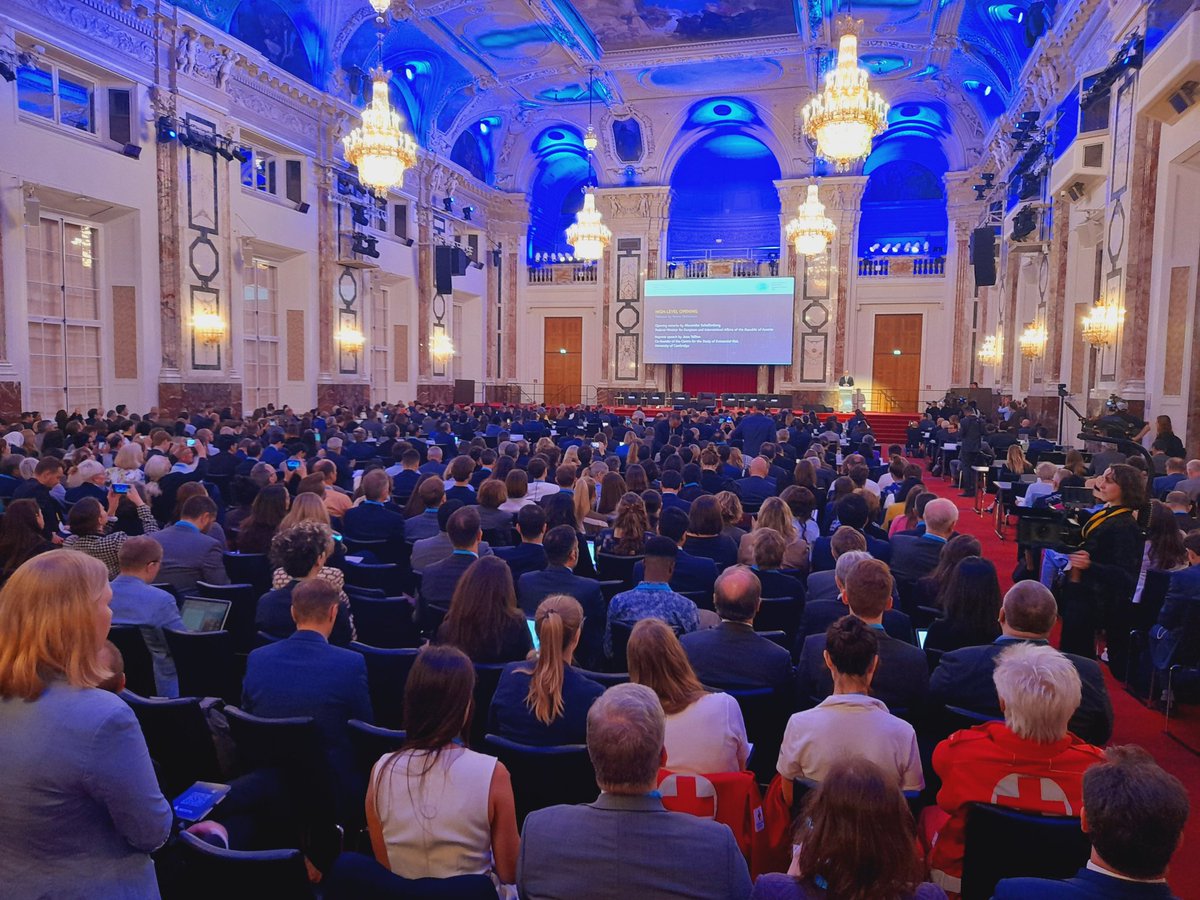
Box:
[527, 263, 599, 285]
[666, 259, 781, 279]
[857, 256, 946, 278]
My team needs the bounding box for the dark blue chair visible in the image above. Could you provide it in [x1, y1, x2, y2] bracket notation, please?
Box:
[483, 735, 597, 827]
[470, 664, 507, 750]
[176, 829, 314, 898]
[107, 625, 157, 698]
[349, 643, 419, 730]
[324, 852, 498, 899]
[596, 552, 642, 587]
[120, 691, 222, 797]
[346, 719, 407, 785]
[222, 552, 272, 596]
[344, 560, 402, 594]
[961, 802, 1090, 900]
[164, 627, 240, 704]
[347, 595, 419, 649]
[191, 582, 258, 652]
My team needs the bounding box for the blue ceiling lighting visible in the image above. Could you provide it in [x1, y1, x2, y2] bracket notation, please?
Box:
[639, 59, 783, 92]
[527, 124, 591, 258]
[860, 53, 912, 75]
[684, 97, 760, 129]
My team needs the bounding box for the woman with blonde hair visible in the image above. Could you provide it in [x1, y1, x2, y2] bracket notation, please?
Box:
[141, 454, 172, 499]
[725, 446, 746, 478]
[279, 490, 333, 530]
[1004, 444, 1032, 478]
[107, 441, 145, 485]
[717, 491, 747, 543]
[738, 496, 810, 571]
[574, 475, 608, 534]
[488, 594, 604, 746]
[0, 551, 173, 898]
[627, 618, 748, 775]
[595, 492, 649, 556]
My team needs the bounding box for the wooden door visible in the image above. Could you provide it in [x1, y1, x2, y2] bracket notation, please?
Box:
[871, 314, 922, 412]
[543, 317, 582, 406]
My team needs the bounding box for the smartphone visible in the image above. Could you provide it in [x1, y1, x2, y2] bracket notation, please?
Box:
[314, 434, 321, 443]
[526, 617, 540, 652]
[286, 459, 300, 470]
[186, 438, 196, 447]
[172, 781, 232, 823]
[112, 483, 130, 494]
[332, 532, 343, 542]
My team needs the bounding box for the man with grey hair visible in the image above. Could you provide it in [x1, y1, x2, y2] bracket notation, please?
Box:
[889, 496, 959, 581]
[931, 580, 1113, 745]
[517, 683, 752, 900]
[418, 444, 444, 476]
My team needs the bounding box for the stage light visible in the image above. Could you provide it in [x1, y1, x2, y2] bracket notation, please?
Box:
[478, 122, 488, 135]
[404, 66, 414, 81]
[232, 146, 250, 163]
[156, 116, 177, 143]
[462, 205, 473, 221]
[351, 204, 370, 226]
[350, 232, 380, 258]
[869, 243, 880, 252]
[296, 201, 310, 214]
[0, 62, 15, 82]
[443, 196, 454, 211]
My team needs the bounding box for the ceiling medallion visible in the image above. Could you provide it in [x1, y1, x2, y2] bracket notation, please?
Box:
[802, 16, 889, 170]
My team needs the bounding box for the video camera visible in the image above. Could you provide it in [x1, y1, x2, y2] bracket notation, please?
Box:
[1016, 507, 1085, 551]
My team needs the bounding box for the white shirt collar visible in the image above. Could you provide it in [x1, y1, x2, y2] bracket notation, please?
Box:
[1086, 860, 1167, 884]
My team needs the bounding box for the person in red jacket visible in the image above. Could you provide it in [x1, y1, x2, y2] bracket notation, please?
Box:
[924, 642, 1105, 896]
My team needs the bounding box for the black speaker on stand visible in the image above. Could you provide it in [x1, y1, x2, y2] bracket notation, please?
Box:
[970, 227, 997, 288]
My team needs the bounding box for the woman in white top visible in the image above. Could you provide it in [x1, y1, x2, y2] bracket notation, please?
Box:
[367, 645, 519, 889]
[498, 469, 534, 515]
[627, 618, 749, 775]
[106, 442, 146, 485]
[1017, 461, 1058, 508]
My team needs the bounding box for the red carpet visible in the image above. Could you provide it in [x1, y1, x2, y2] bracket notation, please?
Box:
[921, 476, 1200, 894]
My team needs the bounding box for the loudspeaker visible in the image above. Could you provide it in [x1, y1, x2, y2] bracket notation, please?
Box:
[453, 379, 475, 405]
[970, 227, 996, 287]
[435, 245, 454, 294]
[1066, 181, 1087, 202]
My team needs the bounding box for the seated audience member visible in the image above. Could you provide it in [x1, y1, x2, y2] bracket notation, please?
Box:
[752, 758, 945, 900]
[13, 456, 66, 537]
[778, 617, 922, 804]
[63, 458, 110, 505]
[809, 493, 892, 572]
[805, 526, 867, 602]
[628, 618, 749, 775]
[914, 533, 982, 609]
[543, 492, 597, 579]
[926, 642, 1106, 895]
[110, 536, 186, 697]
[797, 550, 915, 648]
[1153, 456, 1189, 500]
[444, 455, 478, 506]
[312, 459, 353, 518]
[343, 469, 407, 542]
[606, 536, 702, 658]
[994, 745, 1189, 899]
[796, 559, 927, 713]
[367, 645, 519, 887]
[233, 484, 290, 555]
[517, 525, 606, 670]
[595, 492, 650, 556]
[0, 499, 55, 585]
[489, 595, 605, 746]
[683, 494, 740, 569]
[436, 555, 533, 664]
[388, 449, 422, 505]
[150, 495, 229, 594]
[0, 551, 173, 899]
[732, 456, 777, 508]
[417, 444, 444, 477]
[518, 683, 753, 900]
[1164, 490, 1200, 534]
[64, 492, 159, 579]
[924, 556, 1003, 653]
[751, 530, 807, 602]
[171, 481, 227, 547]
[499, 469, 534, 515]
[419, 506, 490, 612]
[930, 581, 1113, 746]
[738, 497, 811, 572]
[659, 470, 692, 516]
[494, 503, 549, 580]
[889, 498, 959, 582]
[411, 501, 494, 572]
[404, 477, 445, 546]
[476, 479, 514, 541]
[632, 506, 718, 595]
[717, 491, 748, 544]
[258, 521, 353, 646]
[889, 486, 929, 538]
[680, 566, 793, 691]
[1020, 461, 1060, 508]
[1149, 528, 1200, 677]
[524, 457, 558, 501]
[242, 579, 371, 809]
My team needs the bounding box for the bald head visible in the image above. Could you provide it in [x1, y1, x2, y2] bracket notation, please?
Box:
[923, 498, 959, 538]
[713, 565, 762, 623]
[749, 457, 769, 478]
[1001, 581, 1058, 637]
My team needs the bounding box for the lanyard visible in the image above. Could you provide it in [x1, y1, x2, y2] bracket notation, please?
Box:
[1081, 505, 1130, 539]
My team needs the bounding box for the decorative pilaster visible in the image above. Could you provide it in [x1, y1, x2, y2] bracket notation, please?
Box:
[486, 193, 529, 388]
[945, 172, 982, 386]
[1117, 113, 1161, 400]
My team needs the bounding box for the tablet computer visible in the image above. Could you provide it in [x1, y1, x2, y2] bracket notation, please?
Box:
[172, 781, 232, 822]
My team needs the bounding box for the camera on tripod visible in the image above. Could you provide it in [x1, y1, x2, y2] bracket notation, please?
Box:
[1016, 508, 1084, 551]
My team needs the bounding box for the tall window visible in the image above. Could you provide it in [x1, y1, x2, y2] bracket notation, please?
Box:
[17, 62, 96, 134]
[243, 260, 279, 411]
[371, 287, 390, 403]
[25, 218, 103, 414]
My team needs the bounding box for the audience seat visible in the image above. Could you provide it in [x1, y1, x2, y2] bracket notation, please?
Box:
[596, 552, 643, 587]
[349, 643, 419, 729]
[164, 628, 240, 704]
[224, 706, 322, 779]
[679, 589, 714, 612]
[571, 668, 629, 687]
[755, 597, 804, 642]
[722, 685, 791, 785]
[107, 625, 157, 698]
[470, 664, 507, 750]
[120, 691, 223, 797]
[191, 582, 259, 652]
[346, 594, 420, 649]
[608, 621, 636, 673]
[223, 552, 272, 597]
[483, 735, 597, 827]
[346, 720, 407, 786]
[176, 829, 313, 900]
[341, 538, 389, 561]
[324, 852, 499, 899]
[961, 802, 1090, 900]
[598, 580, 625, 605]
[344, 561, 402, 595]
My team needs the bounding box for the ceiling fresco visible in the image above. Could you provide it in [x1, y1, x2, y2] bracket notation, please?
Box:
[565, 0, 801, 52]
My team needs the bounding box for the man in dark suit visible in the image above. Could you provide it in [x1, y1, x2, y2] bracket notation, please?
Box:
[388, 448, 422, 503]
[809, 494, 892, 572]
[242, 579, 372, 817]
[444, 455, 477, 506]
[518, 525, 606, 670]
[342, 469, 407, 542]
[681, 566, 792, 691]
[730, 405, 775, 458]
[1164, 491, 1200, 534]
[150, 496, 229, 595]
[494, 504, 549, 582]
[632, 507, 717, 597]
[796, 550, 915, 653]
[652, 411, 687, 455]
[732, 456, 777, 508]
[795, 558, 927, 712]
[698, 449, 728, 495]
[234, 441, 262, 477]
[930, 581, 1113, 746]
[1154, 457, 1188, 500]
[994, 746, 1187, 900]
[419, 506, 483, 616]
[410, 501, 493, 572]
[658, 471, 692, 516]
[958, 407, 984, 497]
[518, 684, 752, 900]
[205, 434, 240, 477]
[806, 526, 867, 602]
[888, 497, 958, 582]
[417, 444, 445, 476]
[1149, 532, 1200, 675]
[403, 477, 444, 543]
[13, 456, 65, 537]
[678, 464, 709, 503]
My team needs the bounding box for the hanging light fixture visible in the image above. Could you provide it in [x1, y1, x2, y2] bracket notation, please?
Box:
[1019, 322, 1047, 358]
[430, 330, 455, 360]
[582, 67, 599, 152]
[802, 13, 889, 170]
[1080, 300, 1124, 347]
[342, 11, 418, 197]
[977, 333, 1001, 366]
[785, 183, 838, 256]
[335, 326, 365, 349]
[566, 67, 610, 261]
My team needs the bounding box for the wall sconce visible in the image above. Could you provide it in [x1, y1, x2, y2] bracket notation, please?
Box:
[335, 326, 365, 349]
[430, 331, 455, 360]
[1080, 301, 1124, 347]
[192, 312, 227, 346]
[1019, 322, 1047, 359]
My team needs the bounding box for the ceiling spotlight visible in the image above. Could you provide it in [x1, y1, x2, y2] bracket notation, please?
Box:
[404, 65, 414, 81]
[156, 116, 178, 143]
[478, 121, 489, 135]
[462, 205, 474, 221]
[443, 196, 454, 211]
[981, 173, 995, 183]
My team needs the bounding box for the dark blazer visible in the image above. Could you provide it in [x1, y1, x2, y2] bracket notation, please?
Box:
[255, 582, 353, 647]
[63, 482, 108, 505]
[494, 542, 548, 582]
[929, 636, 1113, 746]
[446, 484, 477, 506]
[1060, 508, 1145, 658]
[958, 413, 983, 453]
[391, 469, 420, 501]
[661, 493, 692, 516]
[12, 480, 61, 537]
[633, 550, 717, 596]
[809, 531, 892, 572]
[795, 627, 928, 713]
[419, 551, 478, 611]
[150, 523, 229, 594]
[403, 509, 442, 543]
[755, 568, 807, 603]
[1151, 564, 1200, 670]
[796, 599, 916, 650]
[342, 501, 407, 542]
[684, 534, 740, 570]
[804, 569, 839, 603]
[517, 565, 606, 670]
[730, 412, 776, 458]
[888, 534, 947, 582]
[994, 867, 1178, 899]
[488, 663, 604, 746]
[699, 471, 729, 495]
[732, 476, 776, 508]
[680, 621, 793, 692]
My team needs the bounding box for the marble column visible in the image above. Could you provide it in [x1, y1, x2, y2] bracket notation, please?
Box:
[945, 172, 982, 386]
[0, 179, 17, 417]
[486, 193, 529, 398]
[1117, 115, 1162, 400]
[826, 178, 867, 385]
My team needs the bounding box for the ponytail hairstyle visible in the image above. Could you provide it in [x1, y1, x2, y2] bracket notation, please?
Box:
[521, 594, 585, 725]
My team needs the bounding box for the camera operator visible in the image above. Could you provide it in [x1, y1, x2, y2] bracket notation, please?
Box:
[1060, 464, 1147, 665]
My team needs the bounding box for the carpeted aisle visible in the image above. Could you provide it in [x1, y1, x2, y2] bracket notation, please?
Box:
[920, 475, 1200, 895]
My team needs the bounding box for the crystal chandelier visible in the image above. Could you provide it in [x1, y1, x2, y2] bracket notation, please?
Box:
[786, 183, 837, 256]
[802, 16, 889, 170]
[431, 330, 455, 360]
[977, 334, 1001, 366]
[566, 188, 612, 261]
[1080, 301, 1124, 347]
[335, 326, 365, 349]
[1019, 322, 1047, 358]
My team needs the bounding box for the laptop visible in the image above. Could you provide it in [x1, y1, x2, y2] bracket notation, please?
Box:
[179, 597, 231, 633]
